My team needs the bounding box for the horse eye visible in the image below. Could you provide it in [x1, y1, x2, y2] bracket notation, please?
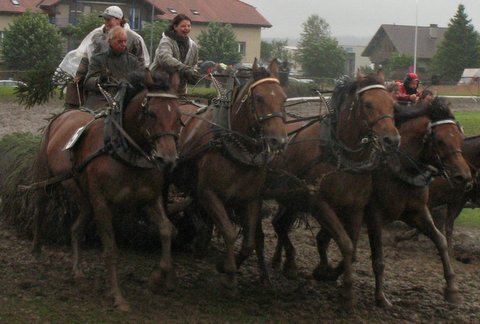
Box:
[364, 102, 373, 110]
[145, 110, 157, 119]
[254, 94, 264, 104]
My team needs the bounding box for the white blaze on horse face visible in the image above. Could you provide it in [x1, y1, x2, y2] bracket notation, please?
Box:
[168, 104, 171, 112]
[270, 90, 276, 97]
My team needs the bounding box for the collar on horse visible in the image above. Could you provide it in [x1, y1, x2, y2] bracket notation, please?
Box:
[386, 119, 460, 187]
[320, 83, 389, 172]
[102, 86, 179, 169]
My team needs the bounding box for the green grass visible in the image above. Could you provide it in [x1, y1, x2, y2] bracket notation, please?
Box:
[0, 86, 17, 101]
[456, 208, 480, 228]
[452, 112, 480, 228]
[455, 112, 480, 135]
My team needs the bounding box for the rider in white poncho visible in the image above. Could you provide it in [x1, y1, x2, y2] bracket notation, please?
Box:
[57, 6, 149, 108]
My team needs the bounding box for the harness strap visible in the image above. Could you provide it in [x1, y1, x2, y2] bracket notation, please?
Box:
[18, 147, 108, 192]
[356, 84, 386, 95]
[109, 117, 153, 162]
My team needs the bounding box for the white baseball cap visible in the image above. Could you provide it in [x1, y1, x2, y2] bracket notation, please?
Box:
[99, 6, 123, 19]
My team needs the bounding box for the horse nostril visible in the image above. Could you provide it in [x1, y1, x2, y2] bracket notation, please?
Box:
[453, 174, 469, 188]
[382, 135, 400, 150]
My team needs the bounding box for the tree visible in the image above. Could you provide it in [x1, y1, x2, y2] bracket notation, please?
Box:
[430, 4, 480, 83]
[296, 15, 346, 78]
[260, 39, 289, 63]
[139, 20, 169, 56]
[385, 53, 414, 80]
[64, 12, 103, 46]
[197, 22, 242, 65]
[1, 11, 64, 107]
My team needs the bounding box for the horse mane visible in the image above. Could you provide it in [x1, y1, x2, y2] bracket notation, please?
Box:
[252, 66, 270, 81]
[330, 74, 384, 112]
[124, 71, 171, 105]
[394, 96, 455, 126]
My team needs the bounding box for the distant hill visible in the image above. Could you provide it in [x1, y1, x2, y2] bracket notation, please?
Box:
[261, 35, 370, 47]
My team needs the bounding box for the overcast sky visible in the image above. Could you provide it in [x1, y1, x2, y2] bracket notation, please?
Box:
[242, 0, 480, 42]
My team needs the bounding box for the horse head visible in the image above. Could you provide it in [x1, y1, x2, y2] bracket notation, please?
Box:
[124, 70, 181, 169]
[331, 70, 400, 155]
[231, 58, 287, 153]
[422, 97, 471, 188]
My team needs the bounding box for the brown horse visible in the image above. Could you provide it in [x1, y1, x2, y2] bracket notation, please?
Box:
[173, 59, 287, 295]
[396, 134, 480, 256]
[30, 71, 182, 311]
[359, 97, 472, 307]
[265, 72, 400, 309]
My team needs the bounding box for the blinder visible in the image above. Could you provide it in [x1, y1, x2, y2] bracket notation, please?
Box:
[141, 92, 181, 145]
[240, 77, 286, 125]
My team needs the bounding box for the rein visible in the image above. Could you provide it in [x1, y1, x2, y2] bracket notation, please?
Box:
[387, 119, 462, 187]
[328, 83, 392, 171]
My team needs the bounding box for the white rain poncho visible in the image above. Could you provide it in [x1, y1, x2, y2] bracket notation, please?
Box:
[57, 24, 150, 78]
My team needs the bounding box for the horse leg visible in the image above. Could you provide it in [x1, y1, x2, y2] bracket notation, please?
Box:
[31, 189, 48, 255]
[271, 205, 298, 278]
[314, 229, 336, 280]
[315, 207, 364, 281]
[254, 211, 271, 285]
[235, 201, 263, 275]
[410, 206, 460, 304]
[92, 201, 130, 312]
[146, 198, 176, 293]
[200, 190, 238, 296]
[365, 204, 392, 308]
[445, 202, 465, 257]
[71, 205, 91, 279]
[310, 199, 355, 310]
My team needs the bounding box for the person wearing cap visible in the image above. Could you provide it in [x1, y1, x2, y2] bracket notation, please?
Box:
[397, 72, 421, 104]
[62, 5, 149, 109]
[150, 13, 200, 95]
[83, 26, 146, 111]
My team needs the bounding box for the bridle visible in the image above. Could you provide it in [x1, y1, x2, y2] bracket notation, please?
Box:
[424, 119, 463, 175]
[355, 84, 395, 130]
[238, 77, 287, 126]
[141, 92, 180, 146]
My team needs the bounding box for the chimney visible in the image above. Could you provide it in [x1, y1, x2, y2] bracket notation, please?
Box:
[429, 24, 438, 39]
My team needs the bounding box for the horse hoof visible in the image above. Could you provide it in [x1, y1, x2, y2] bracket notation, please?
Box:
[282, 266, 298, 279]
[220, 273, 238, 298]
[375, 294, 393, 308]
[444, 287, 461, 304]
[216, 260, 226, 274]
[312, 265, 338, 281]
[149, 270, 177, 294]
[114, 301, 131, 312]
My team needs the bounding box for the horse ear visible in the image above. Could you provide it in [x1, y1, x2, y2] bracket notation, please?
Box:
[145, 69, 154, 87]
[377, 68, 385, 84]
[269, 58, 280, 79]
[356, 68, 365, 81]
[252, 58, 259, 73]
[170, 71, 180, 94]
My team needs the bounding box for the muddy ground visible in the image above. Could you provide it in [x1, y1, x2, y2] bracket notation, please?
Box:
[0, 98, 480, 322]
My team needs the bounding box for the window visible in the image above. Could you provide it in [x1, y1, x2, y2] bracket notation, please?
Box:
[168, 8, 177, 14]
[238, 42, 246, 56]
[190, 9, 200, 15]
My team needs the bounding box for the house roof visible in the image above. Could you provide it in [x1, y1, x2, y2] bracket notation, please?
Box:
[363, 24, 447, 59]
[144, 0, 271, 27]
[0, 0, 42, 14]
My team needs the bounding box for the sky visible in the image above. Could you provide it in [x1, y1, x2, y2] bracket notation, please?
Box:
[241, 0, 480, 43]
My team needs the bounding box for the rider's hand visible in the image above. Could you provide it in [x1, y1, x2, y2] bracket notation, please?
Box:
[183, 67, 201, 84]
[97, 74, 108, 85]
